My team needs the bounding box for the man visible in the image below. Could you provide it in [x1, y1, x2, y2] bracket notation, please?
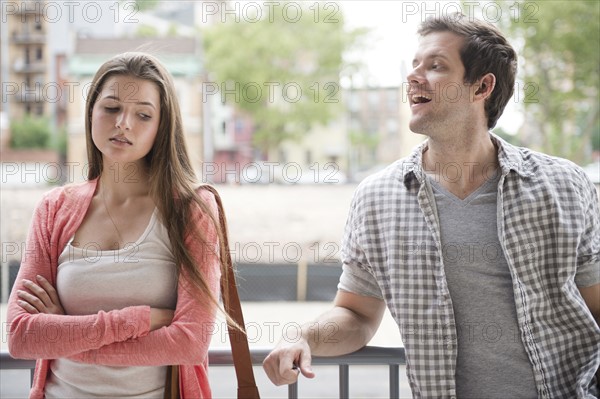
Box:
[262, 13, 600, 398]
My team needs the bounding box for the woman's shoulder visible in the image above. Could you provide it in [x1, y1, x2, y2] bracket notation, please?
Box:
[194, 185, 219, 217]
[39, 179, 97, 210]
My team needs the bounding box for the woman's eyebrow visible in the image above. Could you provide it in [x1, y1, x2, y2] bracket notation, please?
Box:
[102, 95, 156, 109]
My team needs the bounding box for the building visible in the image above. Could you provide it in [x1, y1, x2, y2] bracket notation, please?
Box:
[209, 102, 256, 184]
[4, 0, 51, 121]
[277, 117, 349, 184]
[206, 84, 425, 184]
[66, 37, 204, 181]
[344, 85, 423, 180]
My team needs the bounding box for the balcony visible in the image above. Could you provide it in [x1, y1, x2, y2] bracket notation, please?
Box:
[15, 87, 45, 103]
[11, 61, 45, 74]
[1, 346, 406, 398]
[14, 1, 44, 14]
[11, 32, 46, 45]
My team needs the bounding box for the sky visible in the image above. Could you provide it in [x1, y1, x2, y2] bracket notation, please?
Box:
[341, 1, 419, 87]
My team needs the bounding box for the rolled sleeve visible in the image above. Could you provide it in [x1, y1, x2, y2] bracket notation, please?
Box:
[338, 198, 383, 299]
[338, 261, 383, 299]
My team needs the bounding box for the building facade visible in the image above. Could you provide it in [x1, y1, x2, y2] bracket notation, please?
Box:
[4, 0, 51, 121]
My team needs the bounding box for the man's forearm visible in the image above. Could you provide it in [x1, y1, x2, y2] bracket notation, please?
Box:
[301, 306, 376, 357]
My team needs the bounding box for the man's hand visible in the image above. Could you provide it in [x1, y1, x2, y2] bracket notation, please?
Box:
[262, 291, 386, 386]
[17, 275, 65, 315]
[263, 338, 315, 385]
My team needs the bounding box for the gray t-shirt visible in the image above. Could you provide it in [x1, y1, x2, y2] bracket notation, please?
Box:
[429, 172, 538, 399]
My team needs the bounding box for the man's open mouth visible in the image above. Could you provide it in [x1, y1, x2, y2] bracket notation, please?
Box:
[411, 95, 432, 104]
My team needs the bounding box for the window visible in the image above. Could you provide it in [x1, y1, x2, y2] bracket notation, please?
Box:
[234, 118, 244, 136]
[368, 91, 379, 109]
[387, 90, 399, 113]
[368, 119, 379, 135]
[387, 118, 398, 136]
[36, 47, 42, 60]
[278, 149, 287, 163]
[348, 92, 359, 112]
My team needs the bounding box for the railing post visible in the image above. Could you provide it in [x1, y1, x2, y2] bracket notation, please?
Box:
[1, 346, 406, 397]
[339, 364, 349, 398]
[288, 382, 298, 399]
[296, 258, 308, 301]
[389, 364, 399, 399]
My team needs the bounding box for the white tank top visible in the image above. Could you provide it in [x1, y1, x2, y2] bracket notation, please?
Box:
[45, 208, 179, 398]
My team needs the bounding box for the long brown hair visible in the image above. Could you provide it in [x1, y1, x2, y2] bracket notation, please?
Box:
[85, 52, 233, 324]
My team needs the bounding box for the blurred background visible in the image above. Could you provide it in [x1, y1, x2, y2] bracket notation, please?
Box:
[1, 0, 599, 397]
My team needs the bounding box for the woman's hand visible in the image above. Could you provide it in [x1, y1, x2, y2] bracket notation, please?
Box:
[149, 308, 174, 331]
[17, 275, 65, 315]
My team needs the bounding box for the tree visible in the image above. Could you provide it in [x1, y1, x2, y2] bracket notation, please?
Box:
[494, 0, 599, 163]
[9, 116, 51, 149]
[131, 0, 158, 12]
[202, 1, 368, 158]
[135, 24, 159, 37]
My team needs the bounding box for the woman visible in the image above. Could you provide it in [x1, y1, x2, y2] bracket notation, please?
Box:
[7, 52, 230, 398]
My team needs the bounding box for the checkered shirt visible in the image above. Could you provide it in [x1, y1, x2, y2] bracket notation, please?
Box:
[339, 134, 600, 398]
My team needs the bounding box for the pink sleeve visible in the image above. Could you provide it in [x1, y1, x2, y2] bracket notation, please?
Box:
[7, 193, 151, 359]
[67, 190, 222, 366]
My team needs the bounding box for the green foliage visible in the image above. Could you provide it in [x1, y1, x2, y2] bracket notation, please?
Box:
[492, 126, 522, 147]
[132, 0, 158, 12]
[135, 24, 159, 37]
[494, 0, 600, 163]
[167, 23, 178, 37]
[55, 127, 67, 158]
[349, 130, 379, 149]
[202, 1, 368, 156]
[9, 116, 51, 149]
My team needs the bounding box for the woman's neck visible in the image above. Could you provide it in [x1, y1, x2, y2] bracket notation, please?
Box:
[99, 160, 151, 201]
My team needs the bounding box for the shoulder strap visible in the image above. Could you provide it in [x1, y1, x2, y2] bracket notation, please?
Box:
[200, 185, 260, 399]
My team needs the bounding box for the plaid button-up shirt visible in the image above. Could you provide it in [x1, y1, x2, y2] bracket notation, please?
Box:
[340, 134, 600, 398]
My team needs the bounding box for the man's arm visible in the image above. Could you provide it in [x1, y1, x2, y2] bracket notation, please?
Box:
[578, 282, 600, 387]
[580, 282, 600, 325]
[262, 290, 386, 386]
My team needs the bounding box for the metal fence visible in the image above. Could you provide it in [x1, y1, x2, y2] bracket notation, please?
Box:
[1, 346, 405, 398]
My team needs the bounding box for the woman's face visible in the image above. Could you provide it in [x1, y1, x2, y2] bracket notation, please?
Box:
[91, 75, 161, 171]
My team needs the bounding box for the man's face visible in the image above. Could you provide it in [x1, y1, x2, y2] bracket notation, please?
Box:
[407, 31, 479, 136]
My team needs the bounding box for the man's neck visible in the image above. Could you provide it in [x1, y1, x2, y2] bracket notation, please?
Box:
[423, 131, 498, 200]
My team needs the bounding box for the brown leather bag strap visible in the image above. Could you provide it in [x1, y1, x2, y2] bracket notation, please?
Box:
[201, 185, 260, 399]
[163, 365, 179, 399]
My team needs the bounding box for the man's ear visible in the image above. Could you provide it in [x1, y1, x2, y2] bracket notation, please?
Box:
[474, 73, 496, 100]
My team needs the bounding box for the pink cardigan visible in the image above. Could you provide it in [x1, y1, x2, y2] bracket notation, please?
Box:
[7, 178, 221, 398]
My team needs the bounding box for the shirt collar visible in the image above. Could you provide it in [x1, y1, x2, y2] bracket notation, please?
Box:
[400, 132, 535, 187]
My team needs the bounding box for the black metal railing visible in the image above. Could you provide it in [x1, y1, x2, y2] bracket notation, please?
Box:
[1, 346, 405, 398]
